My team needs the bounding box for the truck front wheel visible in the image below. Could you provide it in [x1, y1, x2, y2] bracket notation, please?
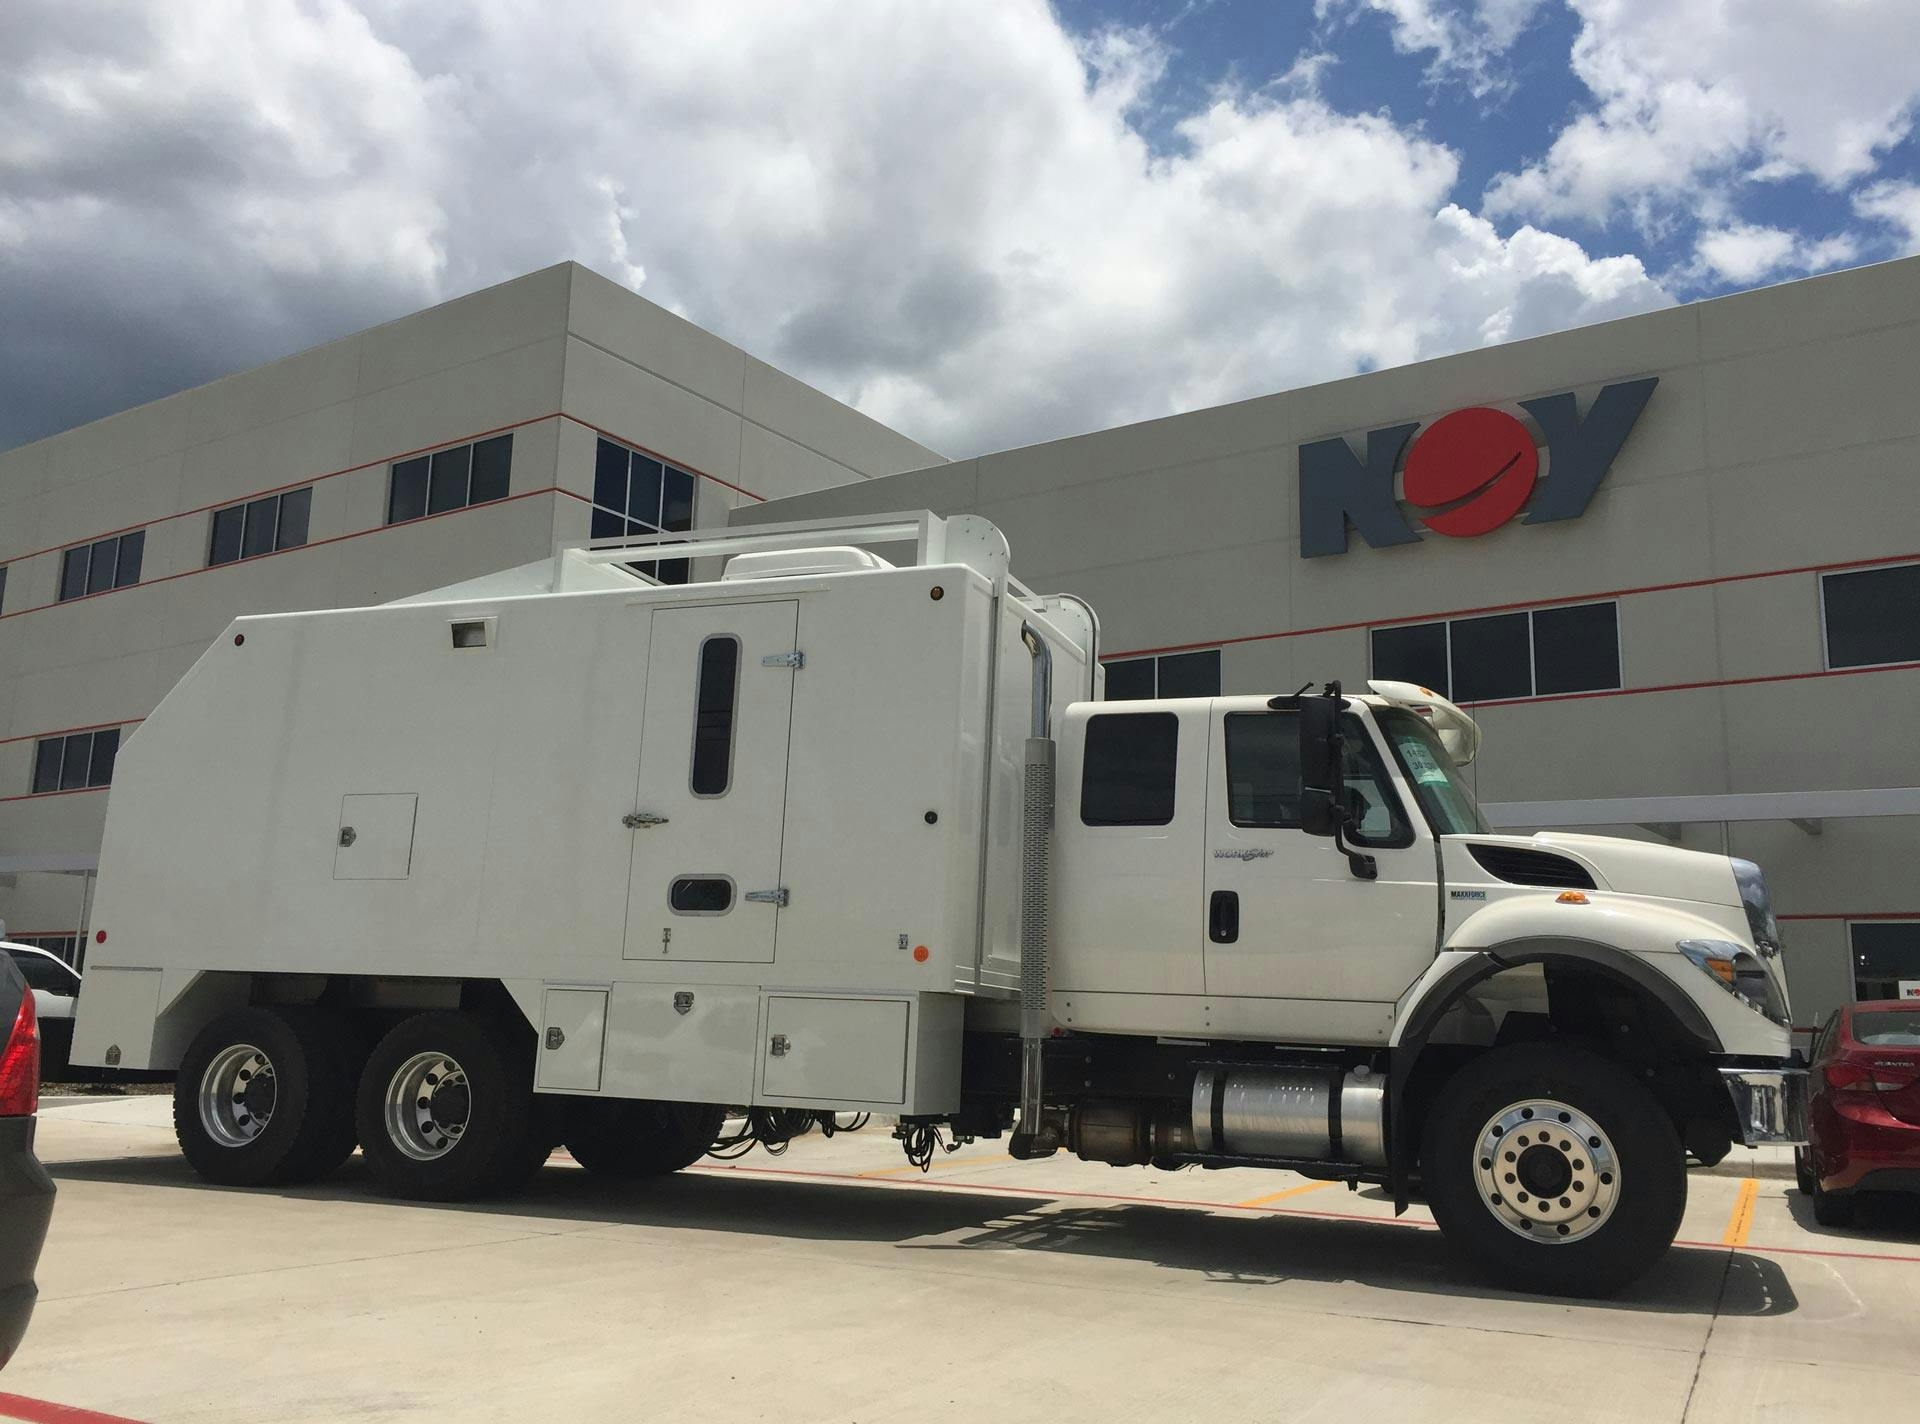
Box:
[355, 1012, 552, 1201]
[564, 1100, 726, 1178]
[1420, 1044, 1686, 1297]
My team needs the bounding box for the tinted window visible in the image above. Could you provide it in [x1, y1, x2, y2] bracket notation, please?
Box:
[0, 564, 7, 614]
[468, 435, 512, 504]
[277, 486, 312, 549]
[1450, 611, 1531, 702]
[690, 636, 740, 796]
[1854, 1009, 1920, 1046]
[388, 456, 430, 523]
[31, 739, 62, 794]
[86, 538, 118, 595]
[7, 952, 73, 994]
[593, 439, 629, 509]
[59, 733, 90, 790]
[427, 444, 471, 515]
[1157, 648, 1221, 697]
[670, 877, 734, 914]
[59, 547, 88, 601]
[1337, 717, 1413, 846]
[115, 529, 143, 587]
[208, 505, 245, 566]
[1851, 921, 1920, 1001]
[662, 467, 695, 530]
[1371, 621, 1450, 695]
[1823, 563, 1920, 669]
[1225, 712, 1299, 827]
[1103, 657, 1154, 700]
[89, 727, 120, 785]
[1533, 602, 1621, 695]
[630, 456, 665, 525]
[1081, 712, 1178, 826]
[241, 496, 278, 559]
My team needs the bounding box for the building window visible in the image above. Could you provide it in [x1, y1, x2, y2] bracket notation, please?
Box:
[1080, 712, 1178, 826]
[0, 563, 8, 614]
[1102, 648, 1221, 701]
[208, 487, 312, 567]
[1851, 921, 1920, 1001]
[592, 437, 696, 584]
[1371, 601, 1620, 702]
[57, 530, 144, 602]
[1822, 563, 1920, 670]
[387, 434, 513, 525]
[30, 727, 120, 794]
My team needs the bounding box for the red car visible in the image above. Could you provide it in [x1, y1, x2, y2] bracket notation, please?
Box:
[1797, 1001, 1920, 1225]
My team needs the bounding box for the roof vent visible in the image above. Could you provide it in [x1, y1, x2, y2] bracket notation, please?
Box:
[1467, 844, 1597, 890]
[722, 546, 895, 581]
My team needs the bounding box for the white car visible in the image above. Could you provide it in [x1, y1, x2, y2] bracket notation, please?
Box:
[0, 943, 79, 1078]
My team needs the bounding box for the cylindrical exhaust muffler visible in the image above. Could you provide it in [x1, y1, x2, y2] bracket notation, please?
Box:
[1191, 1066, 1386, 1169]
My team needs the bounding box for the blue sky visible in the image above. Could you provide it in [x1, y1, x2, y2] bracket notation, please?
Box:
[2, 1, 1917, 456]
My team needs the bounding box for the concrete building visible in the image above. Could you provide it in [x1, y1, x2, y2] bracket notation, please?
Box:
[739, 255, 1920, 1034]
[4, 253, 1917, 1033]
[0, 262, 939, 960]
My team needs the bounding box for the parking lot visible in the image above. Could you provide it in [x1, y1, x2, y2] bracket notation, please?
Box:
[4, 1095, 1918, 1424]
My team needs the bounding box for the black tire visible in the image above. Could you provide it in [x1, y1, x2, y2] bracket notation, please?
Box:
[1421, 1043, 1687, 1297]
[174, 1006, 360, 1187]
[564, 1100, 725, 1179]
[1794, 1146, 1818, 1197]
[355, 1011, 547, 1201]
[1811, 1178, 1855, 1227]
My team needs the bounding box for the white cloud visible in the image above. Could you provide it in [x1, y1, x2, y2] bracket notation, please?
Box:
[1485, 0, 1920, 230]
[0, 0, 1671, 457]
[1314, 0, 1548, 95]
[1854, 180, 1920, 252]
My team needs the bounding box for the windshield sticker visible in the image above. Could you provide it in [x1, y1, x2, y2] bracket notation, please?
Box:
[1399, 739, 1452, 786]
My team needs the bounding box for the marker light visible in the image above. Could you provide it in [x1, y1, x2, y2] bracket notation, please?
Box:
[1555, 891, 1590, 905]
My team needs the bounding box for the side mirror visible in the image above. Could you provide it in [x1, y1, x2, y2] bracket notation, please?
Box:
[1297, 695, 1340, 837]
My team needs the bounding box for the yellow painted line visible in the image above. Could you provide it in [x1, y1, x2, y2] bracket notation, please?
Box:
[1236, 1179, 1340, 1209]
[1723, 1177, 1760, 1247]
[859, 1153, 1016, 1179]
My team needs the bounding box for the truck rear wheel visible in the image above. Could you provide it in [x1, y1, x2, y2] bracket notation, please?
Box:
[564, 1100, 725, 1178]
[355, 1011, 551, 1201]
[174, 1007, 359, 1187]
[1420, 1043, 1685, 1297]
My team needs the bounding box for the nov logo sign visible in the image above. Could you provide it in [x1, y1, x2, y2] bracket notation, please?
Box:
[1297, 377, 1657, 558]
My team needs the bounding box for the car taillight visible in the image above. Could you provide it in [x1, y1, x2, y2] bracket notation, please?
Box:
[1827, 1058, 1918, 1093]
[0, 987, 38, 1116]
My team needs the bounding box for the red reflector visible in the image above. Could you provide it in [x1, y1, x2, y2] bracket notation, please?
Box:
[0, 988, 39, 1117]
[96, 929, 107, 944]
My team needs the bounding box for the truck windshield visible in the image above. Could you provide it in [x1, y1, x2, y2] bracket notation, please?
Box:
[1375, 708, 1490, 836]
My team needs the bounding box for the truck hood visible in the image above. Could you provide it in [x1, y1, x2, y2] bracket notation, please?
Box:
[1458, 831, 1741, 909]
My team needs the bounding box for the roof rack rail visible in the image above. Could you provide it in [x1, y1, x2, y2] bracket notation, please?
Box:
[553, 510, 1010, 590]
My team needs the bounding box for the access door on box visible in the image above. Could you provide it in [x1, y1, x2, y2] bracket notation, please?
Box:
[623, 600, 799, 963]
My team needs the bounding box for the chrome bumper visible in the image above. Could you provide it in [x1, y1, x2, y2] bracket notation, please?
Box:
[1719, 1064, 1809, 1147]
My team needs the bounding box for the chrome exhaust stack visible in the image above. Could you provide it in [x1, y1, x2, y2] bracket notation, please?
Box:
[1009, 621, 1059, 1160]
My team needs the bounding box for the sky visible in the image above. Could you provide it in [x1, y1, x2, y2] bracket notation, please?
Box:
[1, 0, 1916, 459]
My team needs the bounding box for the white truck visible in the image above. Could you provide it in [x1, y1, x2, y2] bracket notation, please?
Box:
[70, 512, 1805, 1295]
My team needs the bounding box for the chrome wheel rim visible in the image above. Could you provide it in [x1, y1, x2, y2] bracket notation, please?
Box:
[1472, 1098, 1620, 1244]
[384, 1052, 471, 1161]
[198, 1043, 277, 1148]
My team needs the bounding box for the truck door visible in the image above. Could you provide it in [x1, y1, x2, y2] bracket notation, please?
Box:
[623, 600, 799, 963]
[1201, 701, 1437, 1037]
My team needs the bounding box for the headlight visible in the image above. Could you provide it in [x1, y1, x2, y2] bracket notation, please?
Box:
[1729, 858, 1781, 959]
[1677, 939, 1789, 1024]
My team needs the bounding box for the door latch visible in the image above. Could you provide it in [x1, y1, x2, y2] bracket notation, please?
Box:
[673, 991, 694, 1015]
[769, 1034, 791, 1056]
[744, 887, 790, 907]
[544, 1026, 565, 1051]
[622, 812, 670, 829]
[761, 651, 805, 669]
[338, 826, 357, 848]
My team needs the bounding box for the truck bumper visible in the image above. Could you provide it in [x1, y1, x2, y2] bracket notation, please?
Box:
[1720, 1062, 1809, 1147]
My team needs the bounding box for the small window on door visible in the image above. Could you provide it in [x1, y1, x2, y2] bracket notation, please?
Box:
[690, 635, 740, 796]
[670, 876, 735, 914]
[1225, 712, 1300, 827]
[1080, 712, 1178, 826]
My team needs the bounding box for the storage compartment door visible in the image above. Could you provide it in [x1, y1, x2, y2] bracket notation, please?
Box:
[334, 793, 419, 880]
[761, 996, 909, 1106]
[536, 988, 608, 1092]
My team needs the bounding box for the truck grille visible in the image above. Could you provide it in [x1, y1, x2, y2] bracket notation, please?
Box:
[1467, 844, 1597, 890]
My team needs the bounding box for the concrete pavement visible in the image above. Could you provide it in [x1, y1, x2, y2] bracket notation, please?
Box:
[4, 1095, 1918, 1423]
